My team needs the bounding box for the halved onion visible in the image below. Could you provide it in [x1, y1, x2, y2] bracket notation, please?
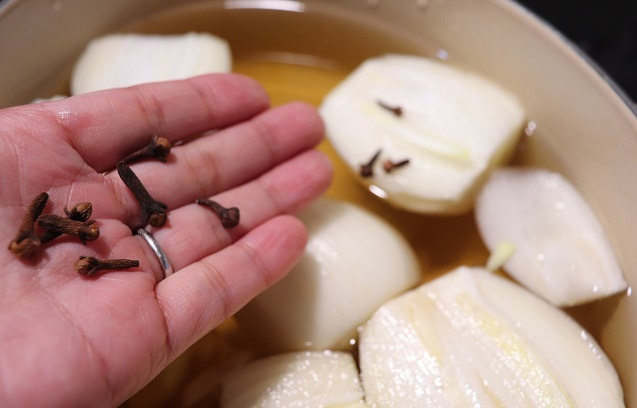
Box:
[235, 198, 421, 351]
[220, 351, 366, 408]
[359, 266, 624, 407]
[475, 167, 626, 306]
[320, 54, 525, 214]
[71, 32, 231, 94]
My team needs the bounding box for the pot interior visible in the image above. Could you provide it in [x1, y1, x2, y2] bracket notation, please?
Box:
[1, 0, 636, 405]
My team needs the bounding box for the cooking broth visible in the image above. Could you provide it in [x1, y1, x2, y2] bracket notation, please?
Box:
[62, 2, 624, 406]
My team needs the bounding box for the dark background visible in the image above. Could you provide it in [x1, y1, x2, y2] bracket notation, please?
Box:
[516, 0, 637, 103]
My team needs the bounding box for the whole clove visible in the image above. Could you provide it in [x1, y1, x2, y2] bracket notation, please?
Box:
[8, 192, 48, 257]
[37, 215, 100, 245]
[116, 162, 167, 229]
[377, 100, 403, 117]
[122, 135, 172, 164]
[40, 202, 93, 244]
[360, 149, 382, 178]
[383, 158, 410, 173]
[75, 256, 140, 276]
[196, 198, 240, 228]
[64, 202, 93, 221]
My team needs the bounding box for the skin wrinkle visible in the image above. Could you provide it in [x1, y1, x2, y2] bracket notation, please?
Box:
[194, 258, 235, 337]
[250, 113, 283, 167]
[0, 131, 21, 193]
[130, 86, 169, 138]
[32, 261, 69, 295]
[39, 281, 113, 405]
[1, 266, 37, 313]
[46, 162, 96, 209]
[235, 237, 273, 288]
[63, 171, 83, 211]
[255, 169, 286, 216]
[152, 289, 174, 375]
[195, 75, 271, 133]
[183, 145, 218, 200]
[117, 297, 170, 404]
[196, 204, 235, 250]
[4, 105, 56, 140]
[186, 79, 219, 131]
[38, 102, 84, 149]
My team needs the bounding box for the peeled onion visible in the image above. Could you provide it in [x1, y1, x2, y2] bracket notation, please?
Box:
[359, 266, 624, 407]
[320, 54, 525, 214]
[235, 198, 421, 351]
[220, 350, 366, 408]
[475, 167, 626, 306]
[71, 32, 231, 95]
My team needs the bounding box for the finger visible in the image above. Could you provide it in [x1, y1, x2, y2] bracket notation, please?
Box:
[156, 214, 307, 354]
[103, 101, 325, 223]
[150, 148, 332, 271]
[39, 73, 270, 172]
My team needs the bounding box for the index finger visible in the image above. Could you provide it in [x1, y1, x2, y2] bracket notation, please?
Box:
[40, 73, 270, 172]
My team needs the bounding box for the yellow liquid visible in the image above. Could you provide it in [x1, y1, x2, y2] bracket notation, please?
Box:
[108, 3, 619, 406]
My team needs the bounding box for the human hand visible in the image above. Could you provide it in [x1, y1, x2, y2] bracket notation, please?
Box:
[0, 74, 332, 407]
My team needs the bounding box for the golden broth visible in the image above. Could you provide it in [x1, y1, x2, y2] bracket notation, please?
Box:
[76, 2, 624, 406]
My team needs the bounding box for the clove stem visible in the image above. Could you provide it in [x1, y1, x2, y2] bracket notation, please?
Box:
[196, 198, 240, 228]
[8, 192, 48, 257]
[116, 162, 168, 229]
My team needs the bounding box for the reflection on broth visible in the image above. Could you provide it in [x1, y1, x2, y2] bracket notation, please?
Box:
[48, 2, 624, 406]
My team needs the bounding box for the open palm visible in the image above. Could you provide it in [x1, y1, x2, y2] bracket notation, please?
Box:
[0, 74, 332, 407]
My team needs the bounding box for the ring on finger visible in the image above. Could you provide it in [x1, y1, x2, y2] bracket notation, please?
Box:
[136, 228, 174, 280]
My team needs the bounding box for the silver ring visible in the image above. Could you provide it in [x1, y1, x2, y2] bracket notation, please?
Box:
[136, 228, 173, 279]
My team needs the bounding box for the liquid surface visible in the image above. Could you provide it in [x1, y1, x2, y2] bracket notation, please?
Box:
[104, 3, 621, 407]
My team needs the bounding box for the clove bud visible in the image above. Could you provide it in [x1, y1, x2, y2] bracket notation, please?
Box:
[8, 192, 48, 257]
[117, 162, 168, 229]
[37, 215, 100, 245]
[64, 202, 93, 221]
[377, 100, 403, 117]
[196, 198, 240, 228]
[360, 149, 382, 178]
[75, 256, 140, 276]
[40, 202, 94, 244]
[122, 135, 172, 164]
[383, 158, 410, 173]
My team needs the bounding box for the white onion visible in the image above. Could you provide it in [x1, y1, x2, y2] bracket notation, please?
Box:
[475, 167, 626, 306]
[235, 198, 421, 351]
[359, 266, 624, 407]
[320, 54, 525, 214]
[71, 32, 231, 95]
[220, 350, 366, 408]
[30, 95, 67, 103]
